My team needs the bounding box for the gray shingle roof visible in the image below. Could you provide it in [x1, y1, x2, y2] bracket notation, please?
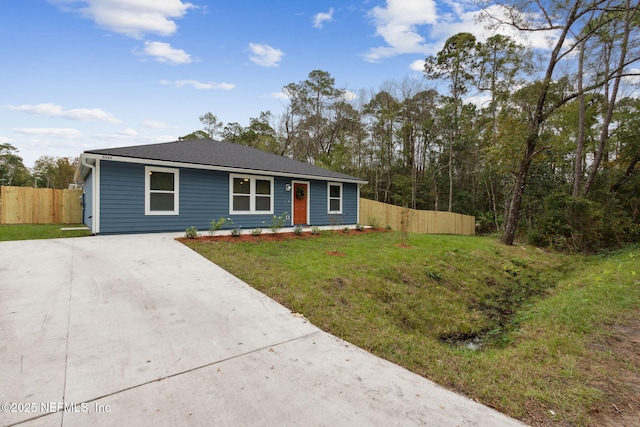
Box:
[85, 139, 366, 183]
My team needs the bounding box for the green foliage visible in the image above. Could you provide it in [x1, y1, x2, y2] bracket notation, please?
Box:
[185, 226, 198, 239]
[528, 194, 639, 252]
[311, 226, 321, 235]
[264, 212, 288, 233]
[32, 155, 77, 189]
[342, 226, 350, 233]
[231, 227, 242, 237]
[251, 228, 263, 236]
[209, 217, 233, 236]
[0, 143, 31, 187]
[355, 224, 365, 231]
[294, 225, 304, 235]
[368, 217, 381, 230]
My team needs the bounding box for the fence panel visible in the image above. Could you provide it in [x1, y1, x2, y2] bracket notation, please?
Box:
[359, 198, 475, 236]
[0, 186, 83, 224]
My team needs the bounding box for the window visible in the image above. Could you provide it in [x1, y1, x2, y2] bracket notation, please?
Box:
[328, 182, 342, 214]
[230, 174, 273, 214]
[145, 166, 179, 215]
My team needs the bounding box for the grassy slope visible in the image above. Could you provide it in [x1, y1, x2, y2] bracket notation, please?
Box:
[0, 224, 91, 241]
[183, 231, 639, 426]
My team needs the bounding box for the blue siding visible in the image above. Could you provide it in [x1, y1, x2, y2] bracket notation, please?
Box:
[309, 181, 359, 226]
[98, 160, 360, 234]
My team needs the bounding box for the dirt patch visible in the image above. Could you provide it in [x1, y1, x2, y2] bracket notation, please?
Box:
[521, 317, 640, 427]
[586, 318, 640, 427]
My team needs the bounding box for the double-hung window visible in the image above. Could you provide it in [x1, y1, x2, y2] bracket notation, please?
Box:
[145, 166, 179, 215]
[328, 182, 342, 214]
[230, 174, 273, 214]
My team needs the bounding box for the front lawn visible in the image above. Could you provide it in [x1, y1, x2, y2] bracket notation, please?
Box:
[0, 224, 92, 241]
[182, 231, 640, 426]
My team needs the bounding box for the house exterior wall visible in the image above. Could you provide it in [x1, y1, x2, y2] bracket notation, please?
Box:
[97, 160, 359, 234]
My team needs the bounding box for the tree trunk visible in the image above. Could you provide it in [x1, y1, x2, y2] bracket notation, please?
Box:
[502, 140, 534, 245]
[583, 1, 631, 195]
[573, 40, 586, 197]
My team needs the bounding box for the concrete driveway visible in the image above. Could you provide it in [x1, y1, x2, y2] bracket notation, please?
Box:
[0, 233, 524, 426]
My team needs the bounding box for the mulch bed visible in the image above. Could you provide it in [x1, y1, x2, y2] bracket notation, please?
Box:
[177, 227, 383, 246]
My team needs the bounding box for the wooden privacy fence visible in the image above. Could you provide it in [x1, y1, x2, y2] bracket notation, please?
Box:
[0, 186, 83, 224]
[359, 198, 475, 236]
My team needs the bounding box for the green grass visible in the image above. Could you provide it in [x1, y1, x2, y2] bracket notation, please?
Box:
[0, 224, 92, 241]
[183, 231, 640, 426]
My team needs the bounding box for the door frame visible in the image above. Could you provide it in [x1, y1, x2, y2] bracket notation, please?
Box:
[291, 180, 310, 226]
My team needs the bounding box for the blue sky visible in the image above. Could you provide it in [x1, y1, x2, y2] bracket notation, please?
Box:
[1, 0, 539, 168]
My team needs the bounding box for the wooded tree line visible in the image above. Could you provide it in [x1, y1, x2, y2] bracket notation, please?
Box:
[183, 0, 640, 251]
[0, 143, 77, 189]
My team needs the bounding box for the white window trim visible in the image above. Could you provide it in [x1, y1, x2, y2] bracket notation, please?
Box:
[145, 166, 179, 216]
[229, 174, 274, 214]
[327, 182, 343, 214]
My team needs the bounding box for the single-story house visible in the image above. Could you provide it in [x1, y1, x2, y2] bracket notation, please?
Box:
[75, 139, 368, 235]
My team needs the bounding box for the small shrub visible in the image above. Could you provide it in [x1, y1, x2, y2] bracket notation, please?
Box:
[355, 224, 365, 231]
[385, 225, 392, 231]
[264, 212, 288, 234]
[368, 217, 381, 230]
[231, 227, 242, 237]
[342, 227, 350, 233]
[185, 226, 198, 239]
[251, 228, 263, 236]
[311, 226, 321, 235]
[294, 225, 304, 235]
[210, 217, 233, 236]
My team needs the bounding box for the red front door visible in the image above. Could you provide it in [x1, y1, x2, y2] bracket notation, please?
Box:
[293, 182, 308, 225]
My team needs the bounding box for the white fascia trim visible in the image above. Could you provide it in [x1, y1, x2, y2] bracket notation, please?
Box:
[79, 157, 101, 234]
[82, 153, 368, 184]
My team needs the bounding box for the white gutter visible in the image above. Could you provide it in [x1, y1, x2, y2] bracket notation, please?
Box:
[81, 155, 100, 234]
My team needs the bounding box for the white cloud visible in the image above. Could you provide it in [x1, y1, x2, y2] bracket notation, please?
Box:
[4, 103, 121, 123]
[160, 79, 235, 90]
[269, 91, 289, 100]
[117, 128, 138, 136]
[313, 8, 334, 29]
[248, 43, 285, 67]
[143, 120, 168, 129]
[342, 90, 358, 102]
[409, 59, 425, 72]
[50, 0, 194, 39]
[364, 0, 438, 62]
[142, 41, 191, 64]
[12, 128, 83, 139]
[0, 136, 13, 144]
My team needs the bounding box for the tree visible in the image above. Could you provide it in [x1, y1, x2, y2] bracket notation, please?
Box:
[582, 1, 639, 194]
[0, 143, 31, 186]
[281, 70, 346, 162]
[178, 130, 208, 141]
[425, 32, 479, 211]
[481, 0, 640, 245]
[199, 112, 223, 140]
[221, 111, 281, 154]
[32, 156, 77, 189]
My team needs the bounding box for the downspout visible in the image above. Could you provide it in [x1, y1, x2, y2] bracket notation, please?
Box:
[81, 156, 98, 234]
